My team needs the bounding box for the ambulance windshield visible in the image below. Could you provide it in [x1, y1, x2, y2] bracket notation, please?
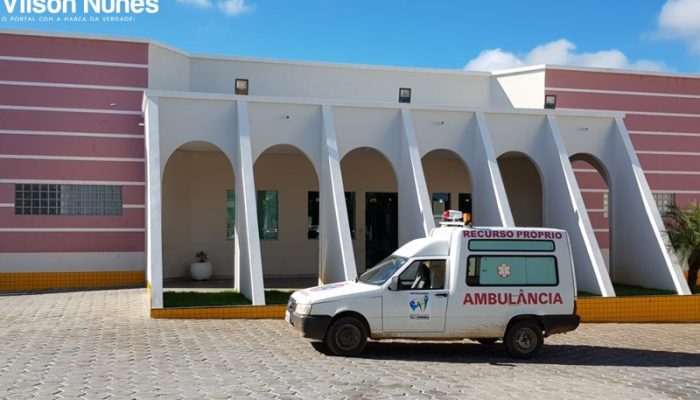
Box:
[358, 256, 409, 285]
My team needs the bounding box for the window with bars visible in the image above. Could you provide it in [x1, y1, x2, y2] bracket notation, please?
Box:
[603, 192, 609, 218]
[603, 192, 676, 218]
[14, 184, 123, 216]
[257, 190, 278, 240]
[307, 191, 356, 239]
[226, 189, 235, 240]
[653, 192, 676, 215]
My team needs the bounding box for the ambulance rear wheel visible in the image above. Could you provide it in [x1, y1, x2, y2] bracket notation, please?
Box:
[325, 317, 367, 357]
[504, 321, 543, 359]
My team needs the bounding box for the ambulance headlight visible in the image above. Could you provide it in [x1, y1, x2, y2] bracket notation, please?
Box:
[295, 303, 312, 315]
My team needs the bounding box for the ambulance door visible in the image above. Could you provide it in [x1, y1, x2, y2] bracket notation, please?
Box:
[382, 259, 449, 332]
[450, 242, 560, 337]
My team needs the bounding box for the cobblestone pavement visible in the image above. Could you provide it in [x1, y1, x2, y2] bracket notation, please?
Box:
[1, 289, 699, 399]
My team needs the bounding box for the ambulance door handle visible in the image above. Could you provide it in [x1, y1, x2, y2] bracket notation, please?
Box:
[435, 293, 448, 298]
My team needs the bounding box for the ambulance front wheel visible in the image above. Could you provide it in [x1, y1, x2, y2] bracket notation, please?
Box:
[325, 316, 368, 357]
[504, 320, 544, 359]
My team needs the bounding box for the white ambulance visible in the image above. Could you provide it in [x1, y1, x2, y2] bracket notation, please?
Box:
[286, 211, 580, 359]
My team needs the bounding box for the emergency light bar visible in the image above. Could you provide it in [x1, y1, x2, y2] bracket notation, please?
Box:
[442, 210, 463, 221]
[439, 209, 471, 227]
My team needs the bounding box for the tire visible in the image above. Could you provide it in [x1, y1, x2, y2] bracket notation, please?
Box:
[476, 338, 498, 345]
[504, 320, 544, 359]
[324, 317, 368, 357]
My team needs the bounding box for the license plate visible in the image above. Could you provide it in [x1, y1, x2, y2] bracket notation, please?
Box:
[285, 310, 290, 323]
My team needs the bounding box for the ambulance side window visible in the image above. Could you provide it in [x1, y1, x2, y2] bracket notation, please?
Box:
[467, 257, 480, 286]
[428, 260, 446, 289]
[398, 263, 419, 290]
[398, 260, 447, 290]
[466, 256, 558, 286]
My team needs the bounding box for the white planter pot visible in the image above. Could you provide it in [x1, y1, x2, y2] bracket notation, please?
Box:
[190, 262, 213, 281]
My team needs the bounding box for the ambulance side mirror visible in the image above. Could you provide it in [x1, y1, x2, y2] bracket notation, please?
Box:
[388, 276, 399, 291]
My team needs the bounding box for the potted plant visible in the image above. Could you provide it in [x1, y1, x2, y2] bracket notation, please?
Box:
[190, 251, 213, 281]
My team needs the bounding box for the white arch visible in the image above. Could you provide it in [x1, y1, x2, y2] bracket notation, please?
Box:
[496, 151, 545, 227]
[341, 146, 399, 185]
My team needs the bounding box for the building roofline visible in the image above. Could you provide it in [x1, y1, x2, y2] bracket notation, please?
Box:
[4, 28, 696, 81]
[0, 28, 492, 78]
[184, 51, 492, 77]
[0, 28, 153, 45]
[490, 65, 548, 77]
[492, 64, 700, 80]
[544, 64, 700, 79]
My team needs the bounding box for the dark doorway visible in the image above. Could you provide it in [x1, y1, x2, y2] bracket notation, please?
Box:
[365, 192, 398, 269]
[458, 193, 472, 222]
[497, 152, 543, 227]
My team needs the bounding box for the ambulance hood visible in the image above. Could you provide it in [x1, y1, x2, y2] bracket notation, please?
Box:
[292, 281, 379, 304]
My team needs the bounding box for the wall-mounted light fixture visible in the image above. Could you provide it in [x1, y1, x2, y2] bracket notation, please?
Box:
[544, 94, 557, 109]
[235, 79, 249, 95]
[399, 88, 411, 104]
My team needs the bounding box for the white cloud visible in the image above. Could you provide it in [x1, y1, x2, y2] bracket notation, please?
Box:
[464, 49, 524, 71]
[218, 0, 253, 16]
[177, 0, 253, 16]
[656, 0, 700, 52]
[176, 0, 212, 9]
[464, 39, 667, 72]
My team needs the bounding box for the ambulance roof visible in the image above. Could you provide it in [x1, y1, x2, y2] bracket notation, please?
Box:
[394, 237, 450, 258]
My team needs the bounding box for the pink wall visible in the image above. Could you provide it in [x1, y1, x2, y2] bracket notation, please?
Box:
[0, 60, 147, 87]
[0, 232, 145, 253]
[0, 84, 143, 111]
[0, 33, 148, 64]
[0, 159, 145, 182]
[0, 33, 148, 256]
[0, 109, 144, 134]
[548, 89, 700, 115]
[0, 208, 145, 229]
[547, 68, 700, 250]
[0, 134, 145, 158]
[631, 134, 700, 153]
[547, 69, 700, 95]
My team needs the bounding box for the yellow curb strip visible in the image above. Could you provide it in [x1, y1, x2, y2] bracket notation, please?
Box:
[577, 295, 700, 323]
[151, 305, 287, 319]
[0, 271, 145, 291]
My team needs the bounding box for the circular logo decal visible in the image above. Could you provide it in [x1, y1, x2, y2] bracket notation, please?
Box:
[497, 263, 512, 278]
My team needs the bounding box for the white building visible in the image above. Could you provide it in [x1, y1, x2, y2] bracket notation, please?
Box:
[143, 43, 690, 307]
[0, 31, 690, 304]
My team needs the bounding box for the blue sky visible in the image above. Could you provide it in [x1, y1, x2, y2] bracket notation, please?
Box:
[2, 0, 700, 72]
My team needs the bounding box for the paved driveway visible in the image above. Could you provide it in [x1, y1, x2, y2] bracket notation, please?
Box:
[1, 289, 699, 399]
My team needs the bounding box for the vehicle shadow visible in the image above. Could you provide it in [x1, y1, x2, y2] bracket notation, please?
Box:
[310, 341, 700, 367]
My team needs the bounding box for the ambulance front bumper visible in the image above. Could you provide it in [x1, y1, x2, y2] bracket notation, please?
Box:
[287, 311, 332, 340]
